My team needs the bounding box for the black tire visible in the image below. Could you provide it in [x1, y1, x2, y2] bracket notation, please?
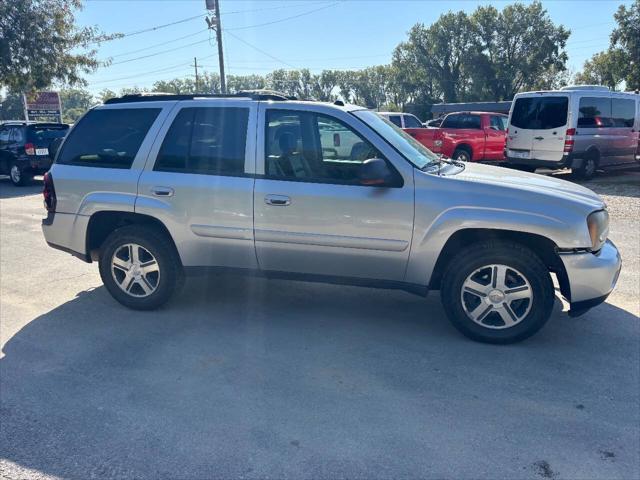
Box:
[99, 224, 183, 310]
[440, 241, 554, 344]
[9, 162, 31, 186]
[573, 152, 599, 180]
[452, 147, 471, 162]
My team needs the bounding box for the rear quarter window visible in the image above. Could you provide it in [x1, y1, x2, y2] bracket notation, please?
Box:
[57, 108, 160, 169]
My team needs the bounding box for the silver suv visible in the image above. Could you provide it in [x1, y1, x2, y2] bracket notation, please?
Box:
[42, 92, 621, 344]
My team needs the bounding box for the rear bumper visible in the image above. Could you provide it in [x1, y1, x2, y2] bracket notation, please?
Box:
[42, 212, 91, 262]
[505, 154, 573, 169]
[559, 239, 622, 316]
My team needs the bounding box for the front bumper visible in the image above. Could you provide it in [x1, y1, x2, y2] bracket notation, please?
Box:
[559, 239, 622, 316]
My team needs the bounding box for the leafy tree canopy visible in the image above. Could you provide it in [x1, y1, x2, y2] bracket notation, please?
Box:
[0, 0, 118, 91]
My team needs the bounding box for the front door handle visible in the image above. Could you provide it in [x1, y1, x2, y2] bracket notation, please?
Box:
[151, 186, 174, 197]
[265, 194, 291, 206]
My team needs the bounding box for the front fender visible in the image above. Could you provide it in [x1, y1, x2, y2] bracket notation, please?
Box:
[405, 206, 582, 286]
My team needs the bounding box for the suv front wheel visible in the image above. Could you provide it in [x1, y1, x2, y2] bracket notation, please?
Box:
[99, 225, 183, 310]
[440, 241, 555, 344]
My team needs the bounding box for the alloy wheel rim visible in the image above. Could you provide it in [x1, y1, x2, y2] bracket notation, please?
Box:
[111, 243, 160, 297]
[460, 264, 533, 330]
[10, 165, 20, 183]
[585, 159, 596, 176]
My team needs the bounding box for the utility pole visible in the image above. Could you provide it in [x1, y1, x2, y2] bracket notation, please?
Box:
[193, 57, 199, 93]
[205, 0, 226, 93]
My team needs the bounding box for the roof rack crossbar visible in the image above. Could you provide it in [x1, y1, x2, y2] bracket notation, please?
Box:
[103, 90, 295, 104]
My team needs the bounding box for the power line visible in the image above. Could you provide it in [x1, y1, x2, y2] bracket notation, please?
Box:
[109, 38, 211, 65]
[89, 14, 206, 44]
[111, 29, 209, 58]
[224, 30, 296, 69]
[225, 2, 341, 31]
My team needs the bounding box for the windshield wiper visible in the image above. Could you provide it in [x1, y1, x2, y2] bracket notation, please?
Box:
[422, 153, 465, 171]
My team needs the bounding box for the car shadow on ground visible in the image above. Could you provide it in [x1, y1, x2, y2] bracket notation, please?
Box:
[0, 177, 43, 199]
[1, 275, 639, 478]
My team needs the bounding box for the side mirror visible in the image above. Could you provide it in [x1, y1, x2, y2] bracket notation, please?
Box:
[358, 158, 393, 186]
[48, 137, 64, 161]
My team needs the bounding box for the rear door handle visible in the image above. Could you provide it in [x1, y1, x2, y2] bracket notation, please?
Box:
[265, 194, 291, 206]
[150, 186, 174, 197]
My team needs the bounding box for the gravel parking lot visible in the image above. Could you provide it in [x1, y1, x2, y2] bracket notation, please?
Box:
[1, 170, 638, 479]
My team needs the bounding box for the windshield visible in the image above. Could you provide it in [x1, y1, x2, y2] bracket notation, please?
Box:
[352, 110, 440, 169]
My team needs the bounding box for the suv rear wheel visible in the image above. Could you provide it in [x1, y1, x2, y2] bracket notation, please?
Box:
[440, 241, 554, 344]
[573, 151, 599, 180]
[10, 163, 31, 186]
[99, 225, 183, 310]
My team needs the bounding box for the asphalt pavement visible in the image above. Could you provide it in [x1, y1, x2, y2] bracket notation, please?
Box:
[0, 172, 638, 479]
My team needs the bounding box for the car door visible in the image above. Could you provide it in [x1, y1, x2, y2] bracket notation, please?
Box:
[136, 99, 258, 269]
[253, 103, 415, 281]
[609, 97, 637, 165]
[0, 126, 10, 173]
[485, 115, 507, 160]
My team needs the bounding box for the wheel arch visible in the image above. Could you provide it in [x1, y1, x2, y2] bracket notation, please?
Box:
[86, 211, 181, 264]
[427, 228, 570, 300]
[453, 143, 473, 160]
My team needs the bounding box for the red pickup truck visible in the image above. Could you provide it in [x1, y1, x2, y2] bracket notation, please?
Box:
[404, 112, 508, 162]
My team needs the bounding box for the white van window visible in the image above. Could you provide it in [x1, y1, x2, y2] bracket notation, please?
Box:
[611, 98, 636, 128]
[578, 97, 613, 128]
[511, 97, 568, 130]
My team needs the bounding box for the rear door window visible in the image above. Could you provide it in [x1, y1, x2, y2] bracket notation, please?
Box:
[441, 115, 461, 129]
[578, 97, 612, 128]
[154, 107, 249, 176]
[57, 108, 160, 168]
[490, 116, 507, 131]
[404, 115, 422, 128]
[611, 98, 636, 127]
[511, 97, 568, 130]
[460, 114, 481, 129]
[388, 115, 402, 127]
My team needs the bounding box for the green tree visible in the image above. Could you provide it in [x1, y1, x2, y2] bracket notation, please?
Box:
[0, 91, 25, 120]
[60, 88, 94, 123]
[576, 1, 639, 91]
[470, 2, 569, 99]
[393, 12, 477, 103]
[0, 0, 118, 91]
[575, 50, 628, 90]
[97, 89, 117, 103]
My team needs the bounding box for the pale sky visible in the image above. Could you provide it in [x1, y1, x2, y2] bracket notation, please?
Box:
[76, 0, 629, 94]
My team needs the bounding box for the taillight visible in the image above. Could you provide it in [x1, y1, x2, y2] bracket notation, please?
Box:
[563, 128, 575, 154]
[43, 172, 56, 213]
[25, 142, 35, 155]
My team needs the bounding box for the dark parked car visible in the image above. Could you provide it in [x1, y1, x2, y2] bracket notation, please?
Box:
[0, 121, 69, 186]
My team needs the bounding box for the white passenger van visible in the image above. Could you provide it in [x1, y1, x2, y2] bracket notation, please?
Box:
[505, 86, 640, 178]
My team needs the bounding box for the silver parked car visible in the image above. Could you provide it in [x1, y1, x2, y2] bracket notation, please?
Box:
[42, 92, 621, 344]
[506, 85, 640, 179]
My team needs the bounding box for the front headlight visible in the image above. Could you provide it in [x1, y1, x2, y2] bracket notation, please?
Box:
[587, 209, 609, 251]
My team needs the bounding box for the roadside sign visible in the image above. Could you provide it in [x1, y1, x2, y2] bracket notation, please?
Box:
[23, 91, 62, 123]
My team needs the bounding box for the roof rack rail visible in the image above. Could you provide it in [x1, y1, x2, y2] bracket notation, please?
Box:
[103, 89, 295, 104]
